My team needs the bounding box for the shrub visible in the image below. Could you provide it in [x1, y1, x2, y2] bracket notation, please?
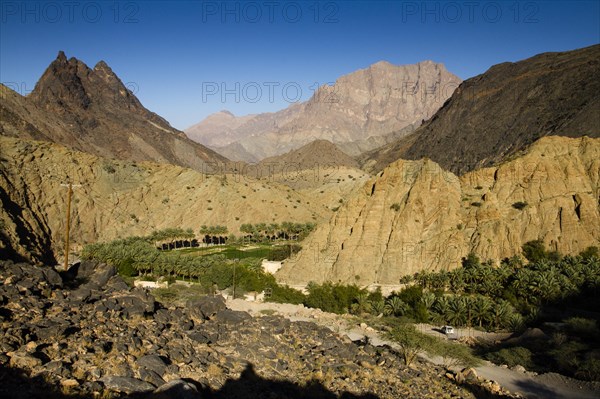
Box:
[267, 245, 302, 261]
[387, 324, 439, 366]
[390, 203, 401, 212]
[304, 282, 365, 314]
[470, 202, 482, 207]
[485, 346, 533, 369]
[268, 284, 306, 305]
[512, 201, 528, 210]
[576, 358, 600, 381]
[522, 240, 547, 263]
[117, 258, 137, 277]
[565, 317, 599, 339]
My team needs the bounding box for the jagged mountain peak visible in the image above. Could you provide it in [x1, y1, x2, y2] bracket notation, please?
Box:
[1, 52, 229, 169]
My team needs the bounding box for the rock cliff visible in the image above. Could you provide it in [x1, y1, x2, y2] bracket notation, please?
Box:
[277, 136, 600, 285]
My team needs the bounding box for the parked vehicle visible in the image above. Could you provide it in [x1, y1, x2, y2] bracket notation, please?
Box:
[441, 326, 455, 335]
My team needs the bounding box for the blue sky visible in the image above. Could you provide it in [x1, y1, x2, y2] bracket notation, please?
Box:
[1, 1, 599, 129]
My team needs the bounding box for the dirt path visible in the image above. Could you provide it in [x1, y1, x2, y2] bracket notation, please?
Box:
[227, 299, 600, 399]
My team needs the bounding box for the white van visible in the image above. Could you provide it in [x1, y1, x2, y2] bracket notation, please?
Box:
[441, 326, 455, 335]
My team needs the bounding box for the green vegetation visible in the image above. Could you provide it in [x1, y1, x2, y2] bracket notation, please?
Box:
[512, 201, 528, 210]
[387, 323, 480, 367]
[390, 203, 401, 211]
[239, 222, 315, 242]
[81, 233, 599, 380]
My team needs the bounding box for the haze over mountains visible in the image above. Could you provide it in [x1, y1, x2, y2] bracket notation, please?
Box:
[0, 51, 227, 171]
[186, 60, 461, 161]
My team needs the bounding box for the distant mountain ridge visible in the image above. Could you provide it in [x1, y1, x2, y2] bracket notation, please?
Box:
[186, 60, 461, 161]
[0, 51, 228, 171]
[360, 44, 600, 174]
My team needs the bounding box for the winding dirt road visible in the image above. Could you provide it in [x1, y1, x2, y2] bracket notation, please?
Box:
[227, 299, 600, 399]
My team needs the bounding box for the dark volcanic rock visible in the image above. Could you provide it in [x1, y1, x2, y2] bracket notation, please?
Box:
[186, 296, 226, 320]
[101, 375, 156, 394]
[0, 260, 485, 399]
[213, 309, 252, 325]
[136, 354, 168, 376]
[152, 379, 199, 399]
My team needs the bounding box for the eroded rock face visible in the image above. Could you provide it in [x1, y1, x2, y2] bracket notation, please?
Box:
[0, 260, 479, 399]
[186, 60, 461, 161]
[277, 136, 600, 285]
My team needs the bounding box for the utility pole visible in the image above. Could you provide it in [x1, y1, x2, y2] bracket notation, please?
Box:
[233, 258, 239, 299]
[60, 182, 81, 271]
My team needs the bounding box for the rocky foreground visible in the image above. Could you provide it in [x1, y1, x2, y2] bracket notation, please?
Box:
[0, 261, 511, 399]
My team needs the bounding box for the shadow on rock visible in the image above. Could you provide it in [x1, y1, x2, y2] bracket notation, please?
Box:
[0, 363, 381, 399]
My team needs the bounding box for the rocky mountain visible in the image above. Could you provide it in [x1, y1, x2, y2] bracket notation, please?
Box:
[0, 260, 487, 399]
[276, 136, 600, 286]
[0, 136, 336, 264]
[360, 44, 600, 175]
[186, 60, 461, 161]
[259, 140, 360, 171]
[0, 51, 228, 171]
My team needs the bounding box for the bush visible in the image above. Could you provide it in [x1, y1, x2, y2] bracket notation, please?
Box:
[576, 357, 600, 381]
[117, 258, 137, 277]
[268, 284, 306, 305]
[267, 244, 302, 261]
[304, 282, 365, 314]
[390, 203, 401, 212]
[512, 201, 528, 210]
[565, 317, 599, 339]
[387, 324, 439, 366]
[485, 346, 533, 369]
[522, 240, 547, 263]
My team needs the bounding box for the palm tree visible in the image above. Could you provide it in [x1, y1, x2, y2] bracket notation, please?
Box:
[491, 300, 513, 330]
[433, 296, 450, 323]
[420, 292, 436, 311]
[446, 296, 467, 327]
[351, 293, 370, 315]
[370, 300, 385, 316]
[472, 296, 492, 328]
[385, 297, 409, 316]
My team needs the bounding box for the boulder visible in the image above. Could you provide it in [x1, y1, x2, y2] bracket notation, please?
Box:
[153, 379, 200, 399]
[9, 351, 42, 369]
[101, 376, 155, 394]
[136, 354, 168, 376]
[88, 264, 116, 288]
[186, 296, 226, 320]
[213, 309, 252, 325]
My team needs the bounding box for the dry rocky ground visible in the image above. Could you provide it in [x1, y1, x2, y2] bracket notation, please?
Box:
[0, 260, 517, 399]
